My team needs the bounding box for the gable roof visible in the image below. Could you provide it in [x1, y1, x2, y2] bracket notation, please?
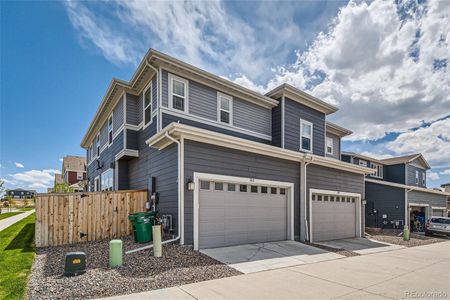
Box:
[326, 121, 353, 137]
[380, 153, 431, 169]
[265, 83, 338, 115]
[341, 151, 385, 164]
[62, 156, 86, 172]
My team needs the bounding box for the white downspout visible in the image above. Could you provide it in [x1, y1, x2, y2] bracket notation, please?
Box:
[304, 156, 314, 242]
[126, 131, 182, 254]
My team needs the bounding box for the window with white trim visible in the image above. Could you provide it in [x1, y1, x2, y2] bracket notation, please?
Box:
[300, 119, 313, 152]
[143, 82, 152, 126]
[169, 75, 188, 112]
[101, 168, 113, 191]
[94, 176, 100, 192]
[217, 93, 232, 124]
[77, 172, 83, 180]
[415, 170, 419, 184]
[422, 171, 425, 185]
[108, 115, 113, 144]
[370, 163, 383, 178]
[326, 137, 333, 155]
[96, 134, 100, 157]
[359, 160, 368, 167]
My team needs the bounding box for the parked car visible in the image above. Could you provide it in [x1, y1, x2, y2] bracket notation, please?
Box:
[425, 217, 450, 237]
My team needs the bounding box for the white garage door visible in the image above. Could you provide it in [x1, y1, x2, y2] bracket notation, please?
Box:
[198, 180, 288, 249]
[311, 192, 360, 242]
[432, 209, 445, 217]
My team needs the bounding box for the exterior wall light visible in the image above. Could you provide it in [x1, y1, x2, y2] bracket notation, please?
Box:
[187, 180, 195, 191]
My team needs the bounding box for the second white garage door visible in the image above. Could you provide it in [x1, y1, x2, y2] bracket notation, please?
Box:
[198, 180, 289, 249]
[310, 190, 361, 242]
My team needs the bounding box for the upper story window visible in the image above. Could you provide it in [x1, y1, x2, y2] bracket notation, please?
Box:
[143, 82, 152, 126]
[217, 93, 232, 125]
[359, 160, 368, 167]
[300, 119, 313, 152]
[326, 137, 333, 155]
[108, 115, 113, 144]
[370, 163, 383, 179]
[169, 74, 188, 112]
[422, 172, 425, 185]
[96, 134, 100, 157]
[415, 170, 419, 184]
[77, 172, 83, 180]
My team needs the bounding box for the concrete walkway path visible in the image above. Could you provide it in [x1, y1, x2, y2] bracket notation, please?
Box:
[102, 241, 450, 300]
[0, 209, 35, 231]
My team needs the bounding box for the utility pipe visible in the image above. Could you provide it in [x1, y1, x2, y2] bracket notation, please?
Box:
[125, 131, 182, 254]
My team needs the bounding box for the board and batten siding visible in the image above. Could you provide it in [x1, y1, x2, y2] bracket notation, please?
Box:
[365, 181, 405, 228]
[183, 140, 301, 244]
[284, 98, 325, 156]
[325, 132, 340, 160]
[160, 70, 272, 138]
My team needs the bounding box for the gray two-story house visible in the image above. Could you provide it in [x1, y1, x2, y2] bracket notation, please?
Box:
[81, 49, 374, 250]
[342, 152, 448, 230]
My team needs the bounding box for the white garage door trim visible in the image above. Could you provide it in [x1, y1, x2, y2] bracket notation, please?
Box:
[193, 172, 295, 250]
[309, 188, 362, 243]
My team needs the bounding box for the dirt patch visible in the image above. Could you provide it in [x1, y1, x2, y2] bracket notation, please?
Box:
[303, 242, 360, 257]
[28, 236, 241, 300]
[367, 229, 447, 247]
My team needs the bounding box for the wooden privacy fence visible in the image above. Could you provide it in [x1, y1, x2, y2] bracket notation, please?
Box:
[35, 190, 147, 247]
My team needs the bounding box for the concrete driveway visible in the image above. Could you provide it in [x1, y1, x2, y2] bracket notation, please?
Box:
[316, 237, 404, 255]
[103, 241, 450, 300]
[200, 240, 343, 273]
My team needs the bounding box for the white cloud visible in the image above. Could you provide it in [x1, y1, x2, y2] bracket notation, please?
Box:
[360, 151, 393, 160]
[386, 118, 450, 168]
[9, 169, 60, 190]
[440, 169, 450, 175]
[59, 158, 64, 162]
[14, 162, 24, 168]
[427, 171, 440, 181]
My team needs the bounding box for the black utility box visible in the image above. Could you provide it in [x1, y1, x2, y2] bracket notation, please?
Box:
[64, 252, 86, 276]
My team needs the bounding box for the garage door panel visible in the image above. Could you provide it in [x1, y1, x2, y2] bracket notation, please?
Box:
[199, 180, 289, 249]
[311, 192, 359, 242]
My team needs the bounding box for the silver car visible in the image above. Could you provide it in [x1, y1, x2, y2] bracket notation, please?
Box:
[425, 217, 450, 237]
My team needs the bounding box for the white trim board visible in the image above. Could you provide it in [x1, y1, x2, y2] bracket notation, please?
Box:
[365, 178, 450, 196]
[192, 172, 295, 251]
[309, 188, 362, 243]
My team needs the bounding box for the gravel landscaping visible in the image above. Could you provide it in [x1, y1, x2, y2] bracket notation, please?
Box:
[366, 229, 447, 247]
[27, 236, 241, 300]
[303, 242, 360, 257]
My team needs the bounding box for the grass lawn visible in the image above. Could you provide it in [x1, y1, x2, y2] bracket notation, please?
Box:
[19, 207, 35, 212]
[0, 211, 24, 220]
[0, 213, 35, 299]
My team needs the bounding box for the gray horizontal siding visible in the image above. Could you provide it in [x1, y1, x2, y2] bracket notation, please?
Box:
[325, 132, 340, 160]
[306, 164, 364, 196]
[162, 113, 270, 144]
[161, 69, 272, 137]
[408, 190, 447, 208]
[100, 123, 108, 147]
[233, 97, 271, 136]
[385, 164, 405, 184]
[113, 97, 124, 133]
[126, 93, 139, 125]
[284, 98, 325, 156]
[406, 164, 426, 187]
[365, 182, 405, 228]
[162, 70, 169, 107]
[184, 140, 301, 245]
[87, 130, 124, 190]
[117, 160, 129, 190]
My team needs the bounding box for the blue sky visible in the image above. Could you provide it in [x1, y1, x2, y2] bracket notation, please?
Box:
[1, 0, 449, 192]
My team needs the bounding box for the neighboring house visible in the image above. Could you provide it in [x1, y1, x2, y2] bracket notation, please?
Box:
[54, 173, 63, 186]
[6, 188, 36, 199]
[342, 152, 449, 228]
[441, 183, 450, 216]
[61, 156, 87, 185]
[81, 49, 375, 249]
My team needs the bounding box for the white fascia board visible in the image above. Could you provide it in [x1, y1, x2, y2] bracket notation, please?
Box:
[146, 123, 375, 175]
[366, 178, 450, 196]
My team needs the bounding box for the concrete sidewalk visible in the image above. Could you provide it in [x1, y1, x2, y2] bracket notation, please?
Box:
[0, 209, 35, 231]
[103, 241, 450, 300]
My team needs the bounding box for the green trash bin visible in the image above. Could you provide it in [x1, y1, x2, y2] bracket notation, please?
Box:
[128, 211, 157, 243]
